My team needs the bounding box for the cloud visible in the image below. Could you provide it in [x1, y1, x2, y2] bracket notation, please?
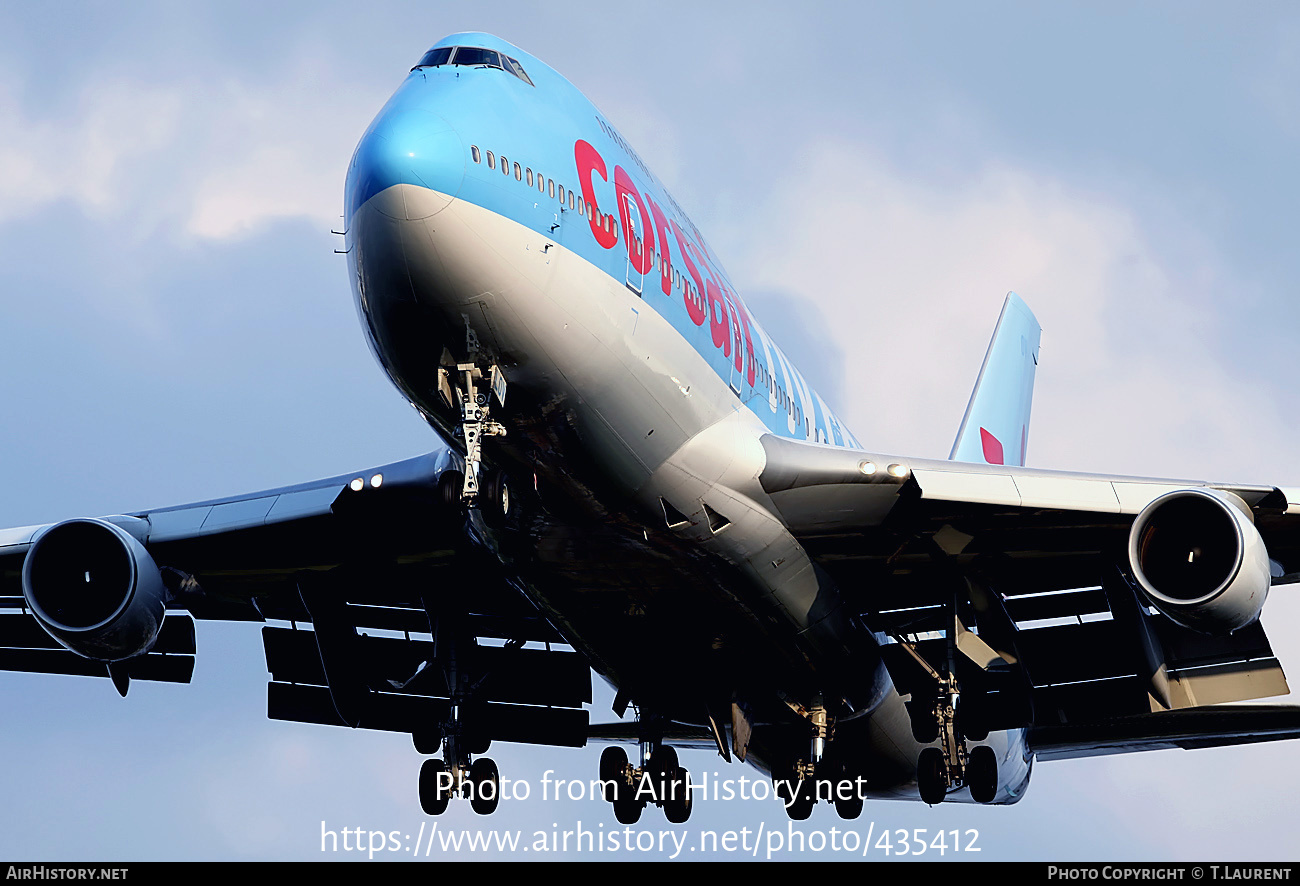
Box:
[737, 139, 1296, 483]
[0, 77, 182, 222]
[0, 48, 381, 242]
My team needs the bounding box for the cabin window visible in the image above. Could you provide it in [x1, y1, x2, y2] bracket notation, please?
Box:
[576, 196, 584, 216]
[557, 185, 565, 206]
[514, 162, 522, 181]
[537, 174, 545, 194]
[500, 156, 509, 175]
[471, 145, 481, 163]
[526, 168, 534, 186]
[548, 179, 556, 199]
[568, 190, 575, 210]
[486, 151, 495, 170]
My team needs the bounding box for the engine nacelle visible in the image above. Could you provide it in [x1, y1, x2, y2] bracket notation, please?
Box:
[21, 518, 168, 661]
[1128, 488, 1270, 634]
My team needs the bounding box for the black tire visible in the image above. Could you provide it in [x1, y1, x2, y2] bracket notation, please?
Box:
[438, 470, 465, 510]
[412, 728, 442, 756]
[613, 791, 643, 824]
[464, 730, 491, 756]
[957, 695, 989, 742]
[653, 745, 679, 777]
[479, 470, 511, 528]
[833, 777, 865, 820]
[785, 778, 815, 821]
[599, 746, 628, 803]
[909, 697, 940, 744]
[967, 745, 997, 804]
[419, 758, 451, 816]
[917, 747, 947, 805]
[651, 746, 678, 807]
[469, 757, 500, 815]
[664, 767, 693, 824]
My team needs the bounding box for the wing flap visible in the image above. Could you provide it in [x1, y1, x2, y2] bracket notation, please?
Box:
[1030, 704, 1300, 760]
[266, 682, 590, 747]
[0, 610, 196, 685]
[262, 626, 591, 708]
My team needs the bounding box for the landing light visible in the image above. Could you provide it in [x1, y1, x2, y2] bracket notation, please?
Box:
[858, 461, 877, 476]
[371, 473, 384, 488]
[887, 463, 909, 479]
[350, 478, 364, 492]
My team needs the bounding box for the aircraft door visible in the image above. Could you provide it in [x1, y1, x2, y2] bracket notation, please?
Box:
[623, 193, 645, 296]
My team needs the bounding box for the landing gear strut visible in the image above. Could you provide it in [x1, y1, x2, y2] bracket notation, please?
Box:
[771, 702, 867, 821]
[414, 600, 502, 816]
[447, 360, 508, 509]
[896, 586, 1005, 805]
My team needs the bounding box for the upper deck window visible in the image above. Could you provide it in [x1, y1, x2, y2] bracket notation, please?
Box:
[413, 46, 534, 87]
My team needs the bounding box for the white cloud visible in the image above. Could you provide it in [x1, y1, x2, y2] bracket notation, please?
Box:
[738, 139, 1296, 484]
[0, 78, 182, 222]
[0, 50, 381, 242]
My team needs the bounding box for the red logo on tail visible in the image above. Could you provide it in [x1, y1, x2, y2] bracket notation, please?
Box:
[980, 428, 1004, 465]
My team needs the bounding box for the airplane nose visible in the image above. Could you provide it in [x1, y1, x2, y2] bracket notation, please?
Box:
[347, 109, 465, 220]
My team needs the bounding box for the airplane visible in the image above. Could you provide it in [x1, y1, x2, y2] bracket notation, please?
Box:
[3, 30, 1300, 829]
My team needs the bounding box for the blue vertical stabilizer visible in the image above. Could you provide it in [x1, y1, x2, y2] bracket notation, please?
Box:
[950, 292, 1041, 466]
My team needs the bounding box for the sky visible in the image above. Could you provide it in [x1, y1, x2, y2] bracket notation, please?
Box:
[1, 0, 1299, 861]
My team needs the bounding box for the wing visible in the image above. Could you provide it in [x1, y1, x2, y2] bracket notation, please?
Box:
[0, 447, 590, 747]
[758, 432, 1300, 753]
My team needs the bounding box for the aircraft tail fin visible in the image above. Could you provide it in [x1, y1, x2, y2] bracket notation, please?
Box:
[949, 292, 1041, 466]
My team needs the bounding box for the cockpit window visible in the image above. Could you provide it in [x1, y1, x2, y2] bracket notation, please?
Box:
[451, 47, 502, 68]
[413, 47, 453, 69]
[502, 56, 534, 86]
[412, 46, 534, 87]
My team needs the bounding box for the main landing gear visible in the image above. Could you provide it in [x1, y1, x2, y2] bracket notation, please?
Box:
[771, 704, 867, 821]
[598, 736, 693, 824]
[414, 593, 503, 816]
[897, 577, 1025, 805]
[414, 689, 505, 815]
[419, 742, 503, 816]
[910, 675, 998, 805]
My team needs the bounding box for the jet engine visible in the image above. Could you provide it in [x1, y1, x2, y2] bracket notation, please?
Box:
[1127, 488, 1270, 634]
[21, 518, 168, 661]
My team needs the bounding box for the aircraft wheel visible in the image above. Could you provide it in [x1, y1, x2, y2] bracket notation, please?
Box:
[833, 777, 864, 820]
[909, 696, 939, 744]
[613, 792, 644, 824]
[653, 745, 679, 776]
[664, 767, 693, 824]
[419, 758, 451, 816]
[412, 727, 442, 756]
[464, 729, 491, 756]
[652, 746, 678, 805]
[599, 746, 628, 803]
[785, 778, 815, 821]
[967, 745, 998, 804]
[775, 764, 814, 821]
[957, 695, 989, 742]
[917, 747, 947, 805]
[438, 470, 464, 510]
[468, 757, 500, 815]
[480, 470, 512, 528]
